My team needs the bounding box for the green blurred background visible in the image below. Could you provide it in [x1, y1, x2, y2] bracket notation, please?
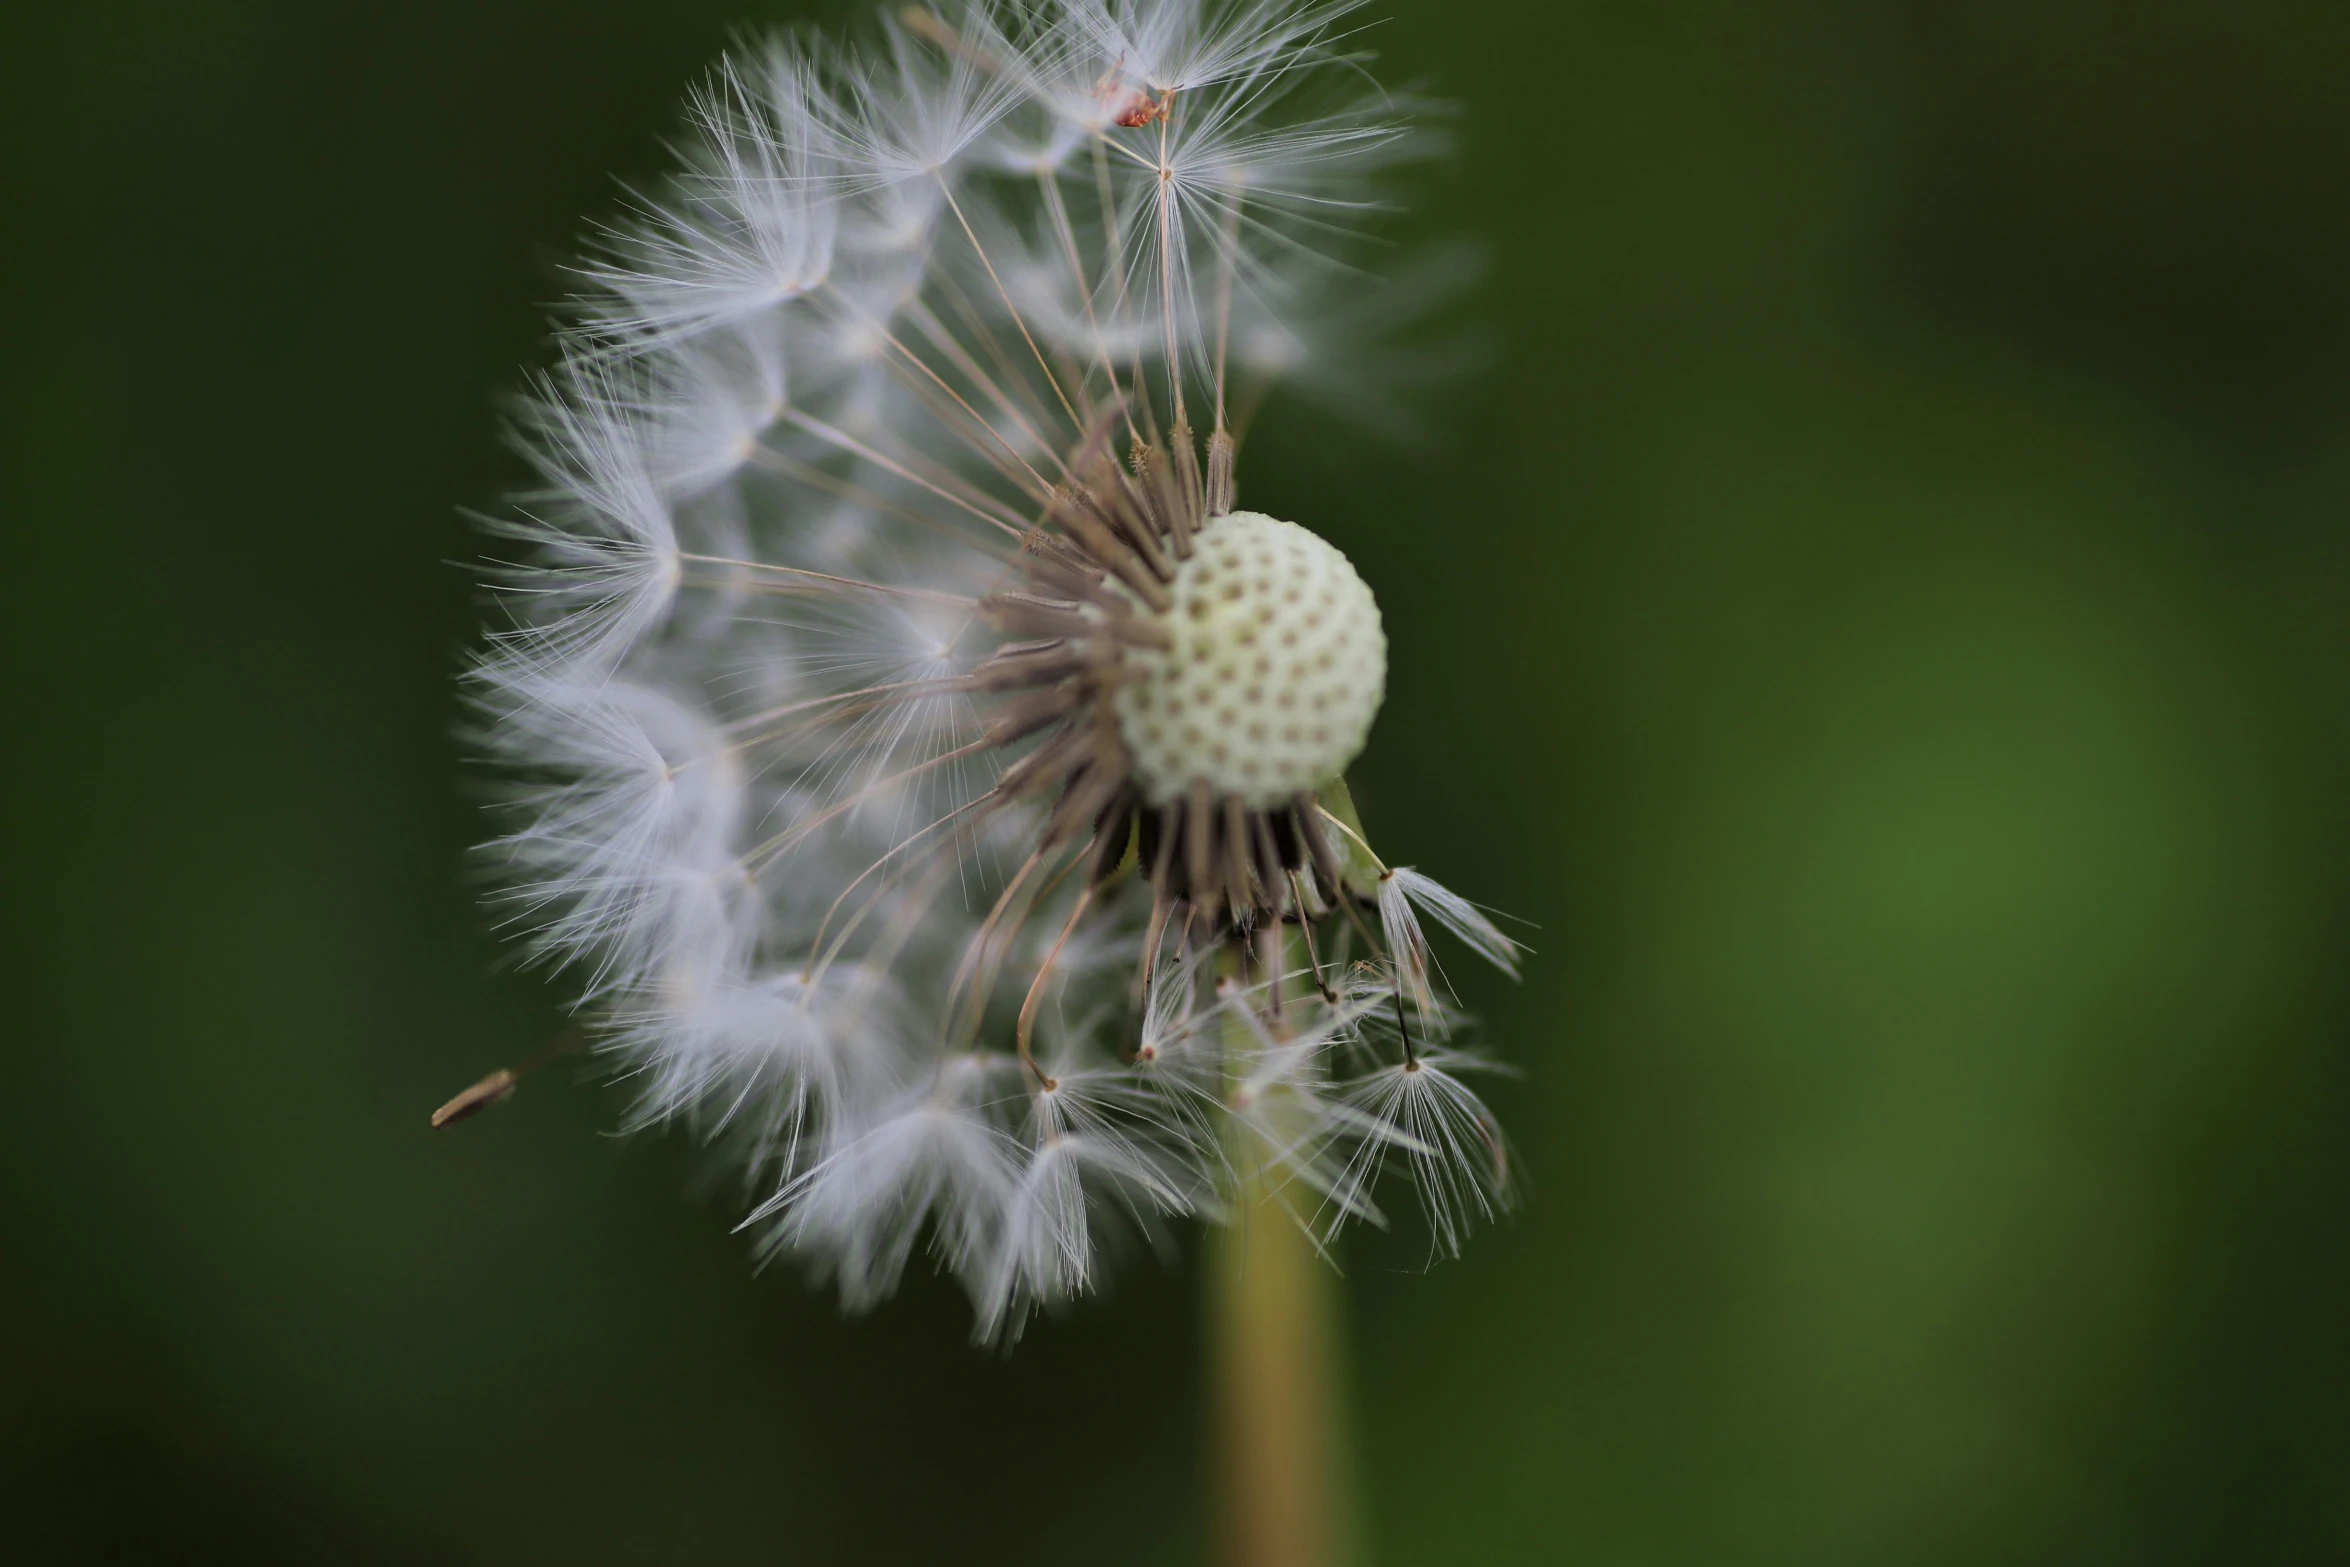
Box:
[7, 1, 2350, 1561]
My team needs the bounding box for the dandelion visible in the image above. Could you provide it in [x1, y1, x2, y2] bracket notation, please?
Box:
[465, 0, 1520, 1357]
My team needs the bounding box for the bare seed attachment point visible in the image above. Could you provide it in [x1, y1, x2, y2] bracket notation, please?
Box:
[1113, 511, 1385, 809]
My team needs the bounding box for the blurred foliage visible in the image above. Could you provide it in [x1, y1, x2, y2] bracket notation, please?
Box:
[5, 1, 2348, 1562]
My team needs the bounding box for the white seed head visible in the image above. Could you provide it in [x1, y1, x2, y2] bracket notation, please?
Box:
[468, 1, 1519, 1343]
[1114, 511, 1386, 807]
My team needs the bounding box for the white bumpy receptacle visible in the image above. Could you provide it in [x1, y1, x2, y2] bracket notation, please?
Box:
[1114, 511, 1387, 807]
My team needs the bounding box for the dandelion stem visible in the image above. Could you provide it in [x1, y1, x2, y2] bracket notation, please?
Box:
[1209, 943, 1359, 1567]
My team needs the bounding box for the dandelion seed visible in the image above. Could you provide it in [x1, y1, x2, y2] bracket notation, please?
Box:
[466, 0, 1519, 1342]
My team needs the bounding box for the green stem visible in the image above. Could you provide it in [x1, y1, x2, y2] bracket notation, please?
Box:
[1208, 949, 1360, 1567]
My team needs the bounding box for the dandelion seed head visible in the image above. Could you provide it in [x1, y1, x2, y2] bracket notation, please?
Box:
[467, 0, 1521, 1340]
